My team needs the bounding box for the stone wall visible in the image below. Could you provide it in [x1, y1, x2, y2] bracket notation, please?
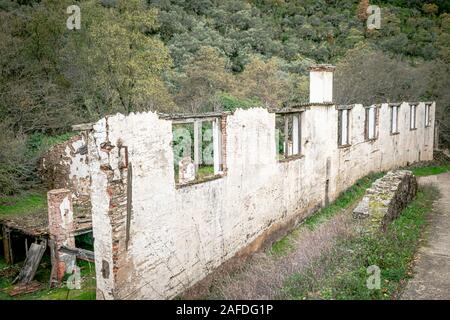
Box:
[40, 134, 90, 206]
[353, 170, 418, 232]
[88, 101, 435, 299]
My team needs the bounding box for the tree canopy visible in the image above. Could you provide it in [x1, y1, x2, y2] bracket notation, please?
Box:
[0, 0, 449, 194]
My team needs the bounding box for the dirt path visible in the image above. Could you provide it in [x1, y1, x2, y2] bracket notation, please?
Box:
[402, 171, 450, 300]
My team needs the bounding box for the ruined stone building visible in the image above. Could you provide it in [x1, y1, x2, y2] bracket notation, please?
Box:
[45, 65, 437, 299]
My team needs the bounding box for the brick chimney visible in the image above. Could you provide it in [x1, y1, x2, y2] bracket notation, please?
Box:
[309, 64, 335, 104]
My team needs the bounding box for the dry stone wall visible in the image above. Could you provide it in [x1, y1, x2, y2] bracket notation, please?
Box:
[353, 170, 418, 232]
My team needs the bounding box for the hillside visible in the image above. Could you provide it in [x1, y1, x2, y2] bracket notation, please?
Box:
[0, 0, 449, 195]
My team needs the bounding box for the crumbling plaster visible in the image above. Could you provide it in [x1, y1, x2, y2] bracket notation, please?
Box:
[88, 101, 435, 300]
[40, 134, 90, 205]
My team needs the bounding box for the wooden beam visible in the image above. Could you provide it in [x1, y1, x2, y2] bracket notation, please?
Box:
[434, 120, 440, 150]
[213, 119, 221, 174]
[159, 112, 224, 121]
[273, 106, 310, 114]
[59, 246, 95, 263]
[72, 123, 94, 131]
[125, 163, 133, 250]
[2, 225, 13, 265]
[292, 114, 299, 155]
[194, 120, 202, 171]
[48, 239, 58, 287]
[284, 115, 289, 158]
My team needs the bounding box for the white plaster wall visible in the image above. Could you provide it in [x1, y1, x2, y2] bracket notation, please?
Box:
[88, 118, 116, 299]
[89, 102, 434, 300]
[41, 134, 90, 204]
[309, 71, 333, 103]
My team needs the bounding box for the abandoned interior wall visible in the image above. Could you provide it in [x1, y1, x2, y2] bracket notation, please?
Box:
[88, 101, 435, 300]
[40, 134, 90, 206]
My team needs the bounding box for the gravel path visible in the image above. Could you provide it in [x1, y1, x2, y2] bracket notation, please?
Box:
[402, 171, 450, 300]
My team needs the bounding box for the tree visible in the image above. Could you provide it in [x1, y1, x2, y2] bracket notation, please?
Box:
[0, 0, 77, 134]
[423, 3, 439, 15]
[235, 55, 291, 109]
[334, 45, 430, 105]
[173, 46, 233, 113]
[357, 0, 370, 22]
[65, 0, 175, 116]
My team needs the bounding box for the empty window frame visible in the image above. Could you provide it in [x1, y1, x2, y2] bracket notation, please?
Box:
[275, 113, 302, 160]
[172, 117, 223, 185]
[390, 105, 400, 134]
[338, 109, 350, 146]
[425, 104, 432, 128]
[365, 106, 377, 140]
[410, 104, 417, 130]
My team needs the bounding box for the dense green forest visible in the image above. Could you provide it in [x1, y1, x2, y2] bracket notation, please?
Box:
[0, 0, 449, 195]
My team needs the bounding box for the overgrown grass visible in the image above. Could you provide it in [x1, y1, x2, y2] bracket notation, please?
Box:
[304, 173, 385, 231]
[0, 191, 47, 217]
[410, 165, 450, 177]
[282, 186, 439, 300]
[270, 172, 384, 256]
[197, 165, 215, 179]
[0, 258, 96, 300]
[270, 236, 296, 256]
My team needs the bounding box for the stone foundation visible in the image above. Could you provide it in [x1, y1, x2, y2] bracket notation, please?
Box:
[353, 170, 418, 231]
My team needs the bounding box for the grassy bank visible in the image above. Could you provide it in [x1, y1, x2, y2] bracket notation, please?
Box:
[410, 165, 450, 177]
[281, 185, 439, 300]
[270, 172, 384, 256]
[0, 191, 47, 217]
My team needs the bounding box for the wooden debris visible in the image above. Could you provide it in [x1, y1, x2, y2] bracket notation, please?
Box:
[13, 240, 47, 284]
[2, 225, 13, 264]
[0, 264, 20, 278]
[9, 281, 43, 296]
[48, 239, 59, 288]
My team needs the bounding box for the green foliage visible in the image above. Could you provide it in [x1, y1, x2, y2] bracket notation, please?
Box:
[66, 0, 176, 116]
[75, 232, 95, 251]
[218, 93, 261, 112]
[1, 0, 450, 195]
[410, 165, 450, 177]
[172, 46, 233, 112]
[0, 129, 75, 195]
[26, 133, 75, 155]
[151, 0, 449, 67]
[0, 191, 46, 217]
[282, 186, 439, 300]
[270, 235, 295, 256]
